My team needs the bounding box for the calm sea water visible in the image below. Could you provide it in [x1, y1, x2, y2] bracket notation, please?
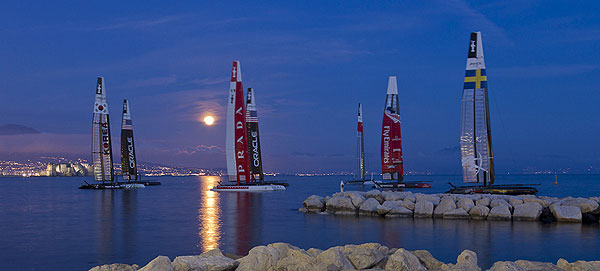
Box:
[0, 174, 599, 270]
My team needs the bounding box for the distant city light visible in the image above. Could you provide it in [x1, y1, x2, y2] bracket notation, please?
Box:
[203, 116, 215, 126]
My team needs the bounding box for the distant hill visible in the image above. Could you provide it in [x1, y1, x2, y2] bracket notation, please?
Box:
[0, 124, 41, 135]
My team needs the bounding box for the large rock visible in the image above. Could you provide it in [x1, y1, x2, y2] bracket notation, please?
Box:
[139, 256, 173, 271]
[434, 198, 457, 217]
[385, 248, 426, 271]
[412, 250, 444, 270]
[415, 194, 440, 205]
[414, 201, 434, 218]
[172, 249, 238, 271]
[382, 191, 403, 201]
[443, 208, 470, 219]
[452, 250, 481, 271]
[326, 197, 356, 215]
[401, 198, 416, 211]
[378, 201, 401, 215]
[514, 260, 563, 270]
[359, 198, 381, 216]
[302, 195, 325, 212]
[387, 205, 413, 217]
[475, 197, 490, 207]
[562, 198, 600, 213]
[236, 246, 280, 271]
[557, 258, 600, 271]
[512, 202, 542, 221]
[550, 205, 582, 222]
[306, 248, 322, 258]
[522, 196, 550, 208]
[508, 197, 524, 207]
[457, 198, 475, 212]
[488, 261, 526, 271]
[316, 246, 354, 270]
[490, 199, 511, 210]
[275, 250, 328, 271]
[469, 205, 490, 220]
[488, 206, 512, 220]
[267, 242, 300, 259]
[89, 264, 137, 271]
[365, 190, 384, 204]
[345, 243, 386, 269]
[344, 191, 367, 208]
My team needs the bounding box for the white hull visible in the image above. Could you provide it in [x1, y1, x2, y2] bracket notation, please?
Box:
[122, 183, 145, 189]
[211, 184, 286, 192]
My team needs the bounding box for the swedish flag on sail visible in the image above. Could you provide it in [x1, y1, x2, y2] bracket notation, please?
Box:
[464, 69, 487, 89]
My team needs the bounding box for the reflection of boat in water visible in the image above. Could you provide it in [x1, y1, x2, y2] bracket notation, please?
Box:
[212, 61, 285, 192]
[447, 32, 536, 195]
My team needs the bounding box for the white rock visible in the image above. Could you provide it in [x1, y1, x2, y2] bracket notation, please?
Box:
[562, 198, 599, 213]
[359, 198, 381, 216]
[302, 195, 325, 212]
[488, 206, 512, 220]
[385, 248, 426, 271]
[508, 197, 524, 207]
[275, 250, 328, 271]
[89, 264, 137, 271]
[512, 202, 542, 221]
[488, 261, 526, 271]
[172, 249, 238, 271]
[326, 197, 356, 215]
[382, 191, 402, 201]
[267, 242, 300, 259]
[514, 260, 563, 270]
[401, 198, 416, 211]
[386, 205, 413, 217]
[490, 199, 511, 210]
[469, 205, 490, 219]
[414, 201, 434, 218]
[316, 246, 354, 270]
[550, 205, 582, 222]
[365, 190, 384, 204]
[344, 191, 367, 208]
[415, 194, 440, 205]
[346, 244, 386, 269]
[457, 198, 475, 212]
[475, 197, 490, 207]
[443, 208, 470, 219]
[138, 256, 173, 271]
[434, 198, 457, 217]
[377, 200, 401, 215]
[412, 250, 444, 270]
[306, 248, 322, 258]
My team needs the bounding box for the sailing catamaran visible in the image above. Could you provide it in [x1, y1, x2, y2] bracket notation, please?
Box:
[346, 103, 374, 185]
[79, 77, 119, 189]
[120, 99, 160, 188]
[212, 61, 285, 192]
[447, 32, 536, 195]
[374, 77, 430, 189]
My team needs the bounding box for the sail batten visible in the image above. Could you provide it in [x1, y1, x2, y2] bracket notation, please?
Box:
[460, 32, 495, 185]
[91, 77, 114, 182]
[357, 103, 365, 180]
[246, 88, 264, 182]
[380, 76, 404, 182]
[120, 99, 138, 181]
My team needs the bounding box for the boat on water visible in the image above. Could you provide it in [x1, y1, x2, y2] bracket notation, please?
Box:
[346, 103, 375, 186]
[372, 77, 431, 190]
[447, 32, 537, 195]
[79, 77, 119, 190]
[212, 61, 285, 192]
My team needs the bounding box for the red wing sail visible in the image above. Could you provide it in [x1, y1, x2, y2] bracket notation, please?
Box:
[381, 76, 403, 182]
[232, 61, 251, 184]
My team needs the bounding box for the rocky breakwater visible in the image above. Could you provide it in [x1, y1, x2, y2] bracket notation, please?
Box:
[89, 242, 600, 271]
[301, 191, 600, 223]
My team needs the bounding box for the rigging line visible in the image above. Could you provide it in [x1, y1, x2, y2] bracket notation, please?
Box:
[488, 85, 518, 174]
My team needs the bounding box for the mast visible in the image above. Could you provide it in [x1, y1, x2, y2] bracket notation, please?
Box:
[226, 61, 251, 185]
[246, 88, 264, 182]
[120, 99, 138, 181]
[91, 77, 114, 183]
[380, 76, 404, 183]
[460, 32, 494, 185]
[357, 103, 365, 180]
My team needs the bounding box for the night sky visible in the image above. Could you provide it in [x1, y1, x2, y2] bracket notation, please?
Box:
[1, 1, 599, 174]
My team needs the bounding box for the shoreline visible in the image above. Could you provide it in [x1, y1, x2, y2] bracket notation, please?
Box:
[89, 242, 600, 271]
[301, 190, 600, 223]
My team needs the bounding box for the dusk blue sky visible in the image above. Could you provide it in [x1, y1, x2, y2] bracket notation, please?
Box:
[1, 1, 599, 174]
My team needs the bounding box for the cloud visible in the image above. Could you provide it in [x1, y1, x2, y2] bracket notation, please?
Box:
[0, 124, 40, 135]
[177, 145, 224, 155]
[441, 0, 513, 46]
[95, 15, 190, 31]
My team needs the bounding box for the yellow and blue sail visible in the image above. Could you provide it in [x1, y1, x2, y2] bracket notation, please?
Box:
[464, 69, 487, 89]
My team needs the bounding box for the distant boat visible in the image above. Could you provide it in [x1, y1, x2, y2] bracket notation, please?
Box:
[80, 77, 118, 190]
[119, 100, 160, 187]
[374, 77, 431, 189]
[212, 61, 285, 192]
[345, 103, 374, 186]
[447, 32, 536, 195]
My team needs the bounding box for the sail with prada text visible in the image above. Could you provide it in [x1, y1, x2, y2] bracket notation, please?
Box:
[225, 61, 251, 185]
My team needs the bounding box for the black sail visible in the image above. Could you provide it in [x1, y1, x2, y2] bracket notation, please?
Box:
[120, 99, 138, 181]
[245, 88, 264, 182]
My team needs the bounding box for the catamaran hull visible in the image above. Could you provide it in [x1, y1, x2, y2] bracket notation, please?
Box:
[447, 185, 537, 195]
[211, 184, 286, 192]
[78, 183, 123, 190]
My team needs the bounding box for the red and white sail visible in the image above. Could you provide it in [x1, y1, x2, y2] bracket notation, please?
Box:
[357, 103, 365, 180]
[380, 76, 403, 182]
[225, 61, 251, 185]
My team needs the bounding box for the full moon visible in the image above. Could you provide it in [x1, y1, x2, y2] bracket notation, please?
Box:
[203, 116, 215, 126]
